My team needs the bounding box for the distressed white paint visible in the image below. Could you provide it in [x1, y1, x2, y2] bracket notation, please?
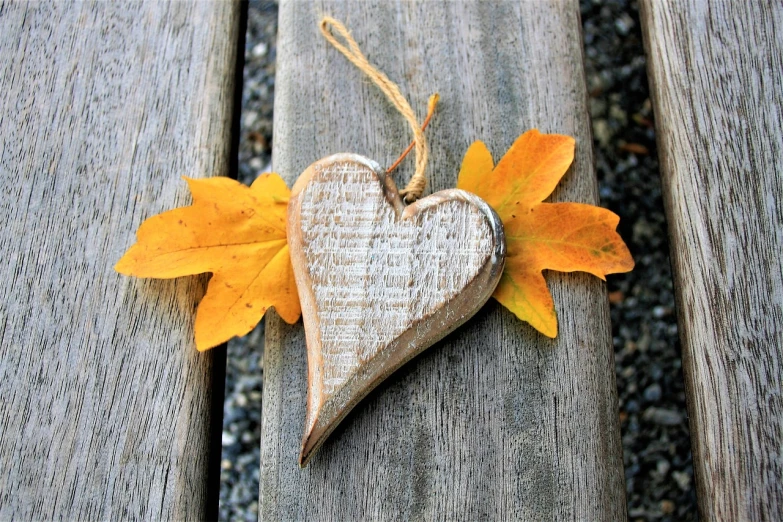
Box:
[302, 161, 493, 394]
[288, 154, 505, 465]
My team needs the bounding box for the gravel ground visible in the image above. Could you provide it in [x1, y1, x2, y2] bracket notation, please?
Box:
[219, 4, 276, 521]
[220, 1, 698, 520]
[581, 1, 697, 520]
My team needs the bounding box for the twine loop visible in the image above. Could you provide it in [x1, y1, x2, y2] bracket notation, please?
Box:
[319, 16, 434, 202]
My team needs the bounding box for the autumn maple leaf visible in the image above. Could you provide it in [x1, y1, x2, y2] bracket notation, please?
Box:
[457, 129, 634, 337]
[115, 174, 301, 350]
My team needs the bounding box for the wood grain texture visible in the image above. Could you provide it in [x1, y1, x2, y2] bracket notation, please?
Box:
[288, 154, 505, 466]
[640, 1, 783, 519]
[261, 1, 627, 520]
[0, 2, 239, 519]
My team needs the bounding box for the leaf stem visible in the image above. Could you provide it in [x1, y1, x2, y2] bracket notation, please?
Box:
[387, 94, 439, 175]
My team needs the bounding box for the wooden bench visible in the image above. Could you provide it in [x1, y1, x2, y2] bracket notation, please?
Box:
[641, 1, 783, 518]
[1, 0, 780, 520]
[260, 2, 625, 519]
[0, 2, 239, 519]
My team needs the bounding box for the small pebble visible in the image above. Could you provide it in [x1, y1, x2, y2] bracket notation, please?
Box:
[591, 98, 608, 117]
[672, 470, 692, 491]
[592, 119, 612, 148]
[637, 331, 651, 352]
[660, 499, 675, 515]
[251, 42, 268, 57]
[644, 383, 662, 402]
[242, 111, 258, 129]
[633, 218, 655, 243]
[248, 157, 264, 171]
[609, 104, 628, 125]
[644, 407, 683, 426]
[653, 305, 670, 318]
[221, 431, 237, 447]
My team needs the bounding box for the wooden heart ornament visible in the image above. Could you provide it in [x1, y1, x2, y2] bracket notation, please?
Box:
[288, 153, 505, 466]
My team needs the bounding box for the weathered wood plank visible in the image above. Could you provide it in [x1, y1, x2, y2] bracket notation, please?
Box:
[640, 1, 783, 519]
[260, 1, 626, 520]
[0, 2, 239, 519]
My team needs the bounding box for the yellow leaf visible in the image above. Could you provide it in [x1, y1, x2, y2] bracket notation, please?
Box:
[456, 140, 494, 196]
[460, 129, 575, 222]
[116, 173, 301, 350]
[458, 129, 634, 337]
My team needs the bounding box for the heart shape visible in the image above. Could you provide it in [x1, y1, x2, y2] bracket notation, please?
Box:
[288, 153, 505, 466]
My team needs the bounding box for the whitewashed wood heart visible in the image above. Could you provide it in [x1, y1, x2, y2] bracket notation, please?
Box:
[288, 153, 505, 466]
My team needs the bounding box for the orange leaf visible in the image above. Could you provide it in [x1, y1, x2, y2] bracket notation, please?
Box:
[115, 173, 301, 350]
[457, 129, 634, 337]
[456, 140, 494, 196]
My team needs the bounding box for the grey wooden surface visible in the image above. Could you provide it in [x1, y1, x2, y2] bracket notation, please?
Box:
[261, 1, 626, 520]
[0, 2, 239, 519]
[640, 1, 783, 519]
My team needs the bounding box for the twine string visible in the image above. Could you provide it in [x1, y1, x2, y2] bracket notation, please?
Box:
[319, 16, 431, 202]
[387, 93, 439, 177]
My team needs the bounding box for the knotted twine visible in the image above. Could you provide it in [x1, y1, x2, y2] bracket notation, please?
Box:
[319, 16, 435, 202]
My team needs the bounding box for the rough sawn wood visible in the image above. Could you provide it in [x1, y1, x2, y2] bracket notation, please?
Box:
[261, 1, 626, 520]
[640, 1, 783, 519]
[288, 153, 505, 466]
[0, 2, 239, 519]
